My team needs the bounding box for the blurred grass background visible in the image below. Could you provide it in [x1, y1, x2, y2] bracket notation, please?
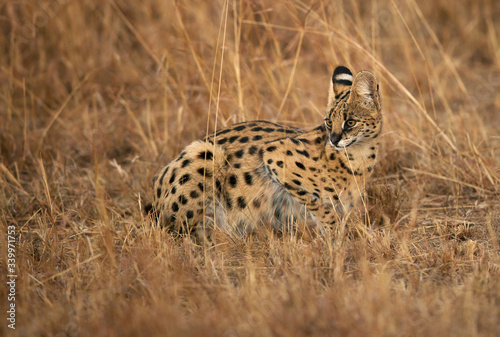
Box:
[1, 0, 499, 336]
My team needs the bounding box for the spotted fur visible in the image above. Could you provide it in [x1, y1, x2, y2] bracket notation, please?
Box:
[150, 66, 382, 236]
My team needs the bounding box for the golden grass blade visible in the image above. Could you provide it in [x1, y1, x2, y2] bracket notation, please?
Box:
[404, 167, 490, 194]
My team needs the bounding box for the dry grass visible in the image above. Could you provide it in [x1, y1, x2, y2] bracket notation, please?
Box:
[1, 0, 500, 336]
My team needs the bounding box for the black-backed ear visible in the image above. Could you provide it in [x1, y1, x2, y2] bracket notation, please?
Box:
[348, 71, 381, 111]
[327, 66, 353, 108]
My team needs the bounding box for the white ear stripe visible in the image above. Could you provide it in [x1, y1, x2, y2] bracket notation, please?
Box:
[335, 73, 353, 82]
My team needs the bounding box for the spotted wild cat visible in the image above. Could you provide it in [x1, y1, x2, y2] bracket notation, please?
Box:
[149, 66, 382, 237]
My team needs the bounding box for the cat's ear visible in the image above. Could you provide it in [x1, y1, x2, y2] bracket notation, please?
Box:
[348, 71, 381, 111]
[327, 66, 353, 108]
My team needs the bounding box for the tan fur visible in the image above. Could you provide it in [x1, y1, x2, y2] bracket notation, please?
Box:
[151, 67, 382, 236]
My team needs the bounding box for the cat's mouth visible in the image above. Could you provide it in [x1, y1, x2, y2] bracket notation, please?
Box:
[331, 138, 356, 150]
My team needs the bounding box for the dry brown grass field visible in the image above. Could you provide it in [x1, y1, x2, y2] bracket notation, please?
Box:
[1, 0, 500, 336]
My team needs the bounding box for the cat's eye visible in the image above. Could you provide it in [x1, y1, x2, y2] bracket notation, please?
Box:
[324, 118, 333, 129]
[345, 119, 356, 128]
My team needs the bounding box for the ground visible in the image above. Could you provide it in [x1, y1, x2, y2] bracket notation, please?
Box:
[0, 1, 499, 336]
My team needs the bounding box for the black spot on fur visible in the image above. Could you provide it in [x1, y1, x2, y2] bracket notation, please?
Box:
[224, 193, 233, 210]
[297, 190, 307, 196]
[216, 179, 222, 192]
[286, 150, 293, 156]
[324, 186, 335, 192]
[171, 186, 177, 194]
[158, 167, 169, 186]
[233, 125, 246, 131]
[253, 135, 263, 141]
[169, 169, 177, 184]
[186, 210, 194, 219]
[234, 163, 241, 169]
[237, 196, 247, 209]
[197, 167, 212, 178]
[253, 198, 261, 208]
[217, 138, 228, 145]
[249, 146, 258, 155]
[179, 195, 188, 205]
[229, 174, 238, 188]
[235, 149, 244, 158]
[229, 136, 239, 143]
[263, 128, 274, 132]
[198, 151, 213, 161]
[198, 182, 204, 192]
[190, 190, 200, 199]
[156, 188, 162, 198]
[296, 149, 309, 158]
[329, 153, 336, 160]
[291, 138, 300, 145]
[144, 203, 153, 215]
[338, 158, 362, 176]
[239, 136, 249, 143]
[295, 162, 306, 170]
[292, 179, 302, 186]
[267, 159, 273, 164]
[266, 146, 277, 152]
[251, 127, 263, 132]
[212, 128, 232, 137]
[244, 172, 253, 185]
[179, 173, 191, 185]
[181, 159, 192, 168]
[276, 161, 283, 168]
[315, 136, 323, 144]
[172, 202, 179, 212]
[298, 138, 310, 144]
[176, 152, 186, 162]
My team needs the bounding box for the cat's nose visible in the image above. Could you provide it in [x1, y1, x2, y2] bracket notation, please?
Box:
[330, 133, 341, 146]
